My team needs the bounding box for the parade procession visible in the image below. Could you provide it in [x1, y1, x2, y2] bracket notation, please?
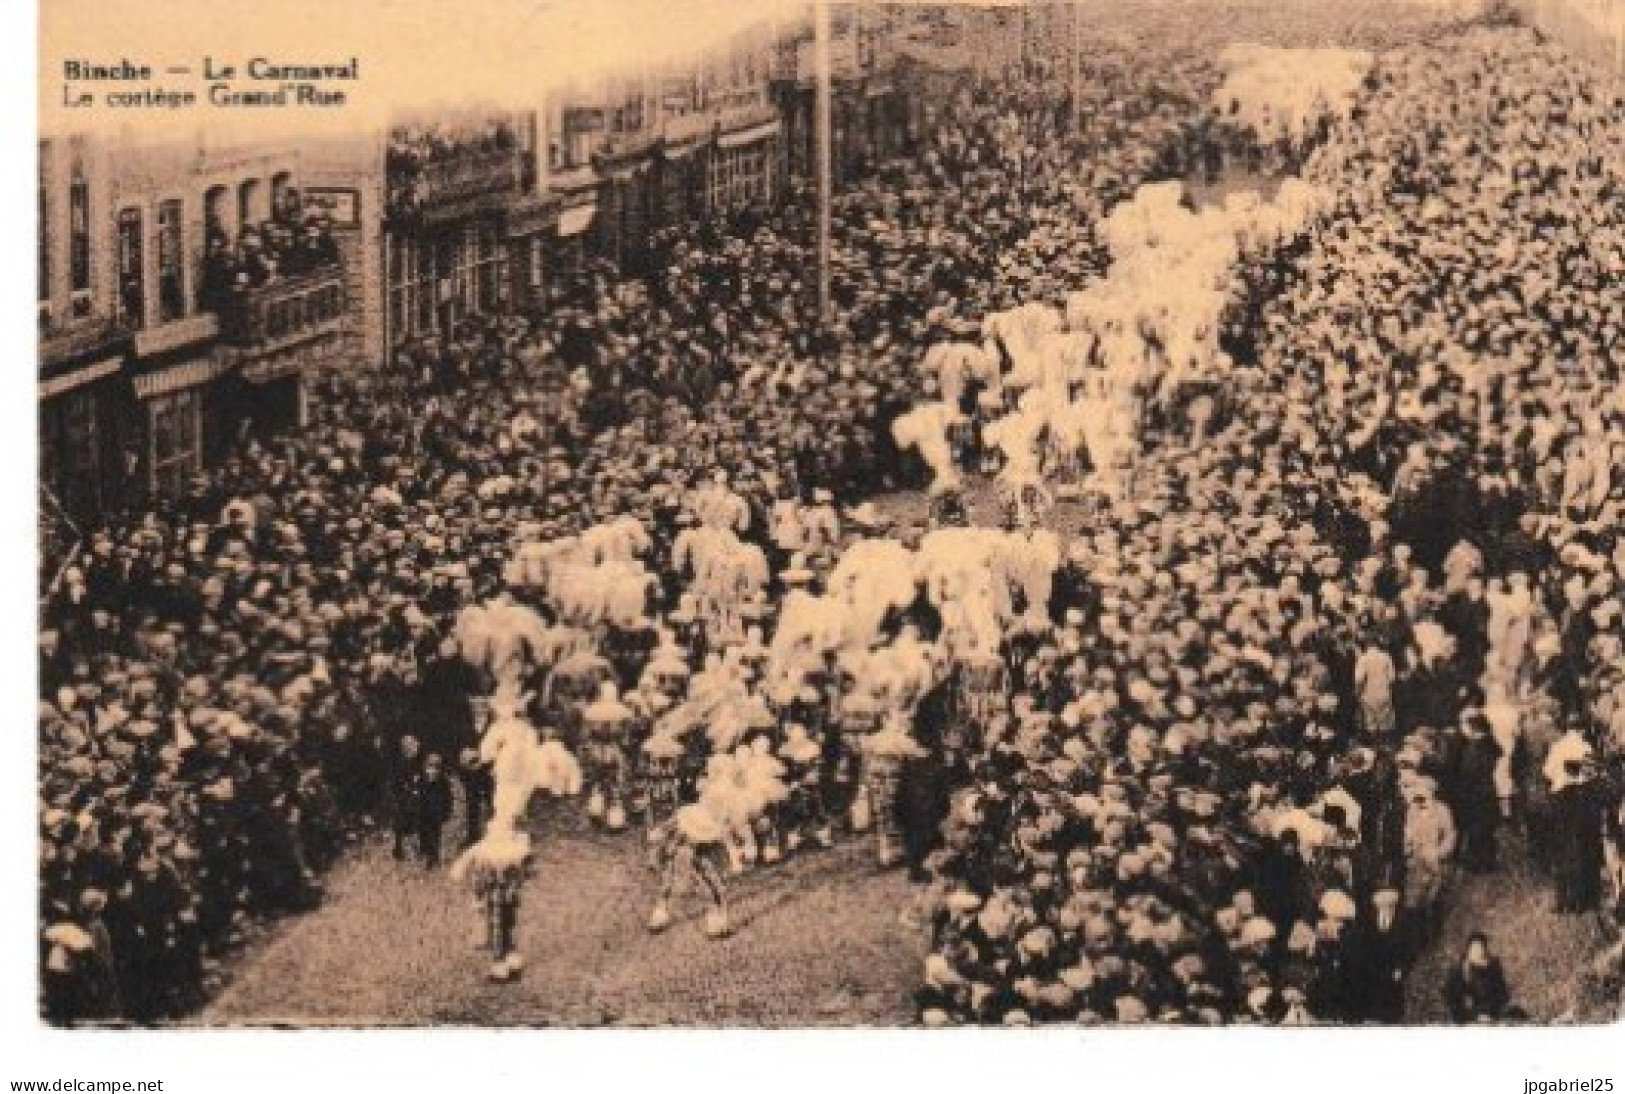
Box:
[33, 0, 1625, 1031]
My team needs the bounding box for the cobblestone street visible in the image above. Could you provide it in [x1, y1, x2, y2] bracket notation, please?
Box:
[197, 801, 926, 1027]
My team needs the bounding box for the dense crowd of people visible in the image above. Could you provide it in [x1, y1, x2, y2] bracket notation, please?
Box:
[913, 24, 1623, 1026]
[40, 52, 1135, 1023]
[38, 1, 1622, 1027]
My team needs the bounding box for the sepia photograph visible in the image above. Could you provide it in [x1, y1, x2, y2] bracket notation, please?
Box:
[18, 0, 1625, 1069]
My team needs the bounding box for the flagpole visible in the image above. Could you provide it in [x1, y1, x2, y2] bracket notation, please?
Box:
[814, 0, 833, 332]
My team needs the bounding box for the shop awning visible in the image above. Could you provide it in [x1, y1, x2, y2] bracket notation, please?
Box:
[663, 135, 709, 159]
[133, 356, 228, 400]
[717, 119, 783, 150]
[39, 355, 122, 401]
[558, 204, 598, 238]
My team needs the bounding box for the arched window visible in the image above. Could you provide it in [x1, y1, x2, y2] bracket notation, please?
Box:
[238, 177, 264, 232]
[271, 170, 295, 222]
[204, 184, 232, 244]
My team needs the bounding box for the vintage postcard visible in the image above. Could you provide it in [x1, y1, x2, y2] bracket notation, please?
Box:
[33, 0, 1625, 1036]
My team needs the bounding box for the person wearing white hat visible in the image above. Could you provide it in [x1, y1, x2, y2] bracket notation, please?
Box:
[1353, 636, 1398, 739]
[1545, 740, 1607, 916]
[1346, 888, 1412, 1023]
[1402, 784, 1457, 940]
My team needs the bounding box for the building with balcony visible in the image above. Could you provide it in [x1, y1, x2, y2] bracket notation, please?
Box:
[39, 131, 357, 517]
[773, 2, 914, 187]
[586, 78, 665, 276]
[39, 135, 136, 528]
[547, 158, 602, 283]
[299, 134, 389, 371]
[647, 25, 786, 225]
[542, 29, 789, 279]
[700, 34, 786, 221]
[111, 138, 353, 499]
[383, 109, 554, 345]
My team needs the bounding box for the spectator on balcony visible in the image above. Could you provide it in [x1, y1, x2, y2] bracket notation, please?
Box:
[275, 187, 305, 228]
[281, 221, 341, 279]
[297, 215, 338, 271]
[199, 234, 237, 315]
[196, 204, 344, 341]
[234, 232, 276, 289]
[385, 117, 520, 217]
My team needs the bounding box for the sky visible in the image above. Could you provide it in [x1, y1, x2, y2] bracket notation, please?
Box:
[39, 0, 811, 138]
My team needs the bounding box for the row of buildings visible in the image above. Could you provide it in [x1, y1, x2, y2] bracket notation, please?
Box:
[36, 4, 1008, 533]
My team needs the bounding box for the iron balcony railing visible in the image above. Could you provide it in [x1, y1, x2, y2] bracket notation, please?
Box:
[217, 266, 345, 350]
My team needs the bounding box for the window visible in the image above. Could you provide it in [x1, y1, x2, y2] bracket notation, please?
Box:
[149, 389, 201, 497]
[271, 171, 293, 220]
[157, 199, 186, 323]
[239, 178, 262, 232]
[38, 142, 51, 308]
[116, 208, 145, 331]
[387, 233, 415, 344]
[444, 232, 468, 322]
[474, 224, 506, 310]
[473, 225, 492, 310]
[69, 149, 91, 317]
[567, 130, 591, 167]
[204, 185, 231, 243]
[416, 245, 435, 334]
[709, 154, 726, 214]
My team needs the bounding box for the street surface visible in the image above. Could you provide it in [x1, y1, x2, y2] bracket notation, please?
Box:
[199, 802, 926, 1027]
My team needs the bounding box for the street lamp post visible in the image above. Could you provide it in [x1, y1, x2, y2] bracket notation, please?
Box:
[1073, 0, 1084, 132]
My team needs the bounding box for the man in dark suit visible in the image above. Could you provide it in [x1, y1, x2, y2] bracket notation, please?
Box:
[1454, 714, 1503, 873]
[1346, 887, 1414, 1022]
[389, 734, 425, 862]
[415, 637, 479, 763]
[899, 683, 956, 881]
[417, 753, 455, 869]
[1548, 760, 1606, 914]
[1255, 829, 1319, 932]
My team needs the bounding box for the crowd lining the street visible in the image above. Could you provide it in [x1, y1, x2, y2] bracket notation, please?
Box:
[38, 4, 1623, 1026]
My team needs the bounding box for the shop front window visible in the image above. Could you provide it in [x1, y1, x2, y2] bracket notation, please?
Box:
[48, 390, 104, 517]
[149, 388, 201, 497]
